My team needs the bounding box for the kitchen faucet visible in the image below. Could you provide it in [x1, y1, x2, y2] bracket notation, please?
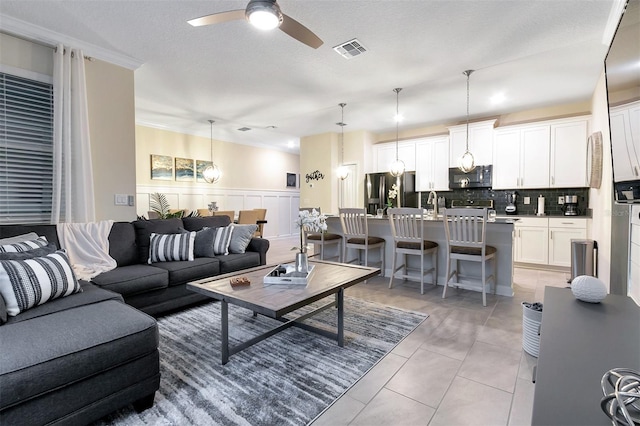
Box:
[427, 191, 438, 216]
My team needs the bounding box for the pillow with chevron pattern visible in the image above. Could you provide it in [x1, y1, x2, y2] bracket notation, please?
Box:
[0, 249, 81, 316]
[148, 232, 195, 264]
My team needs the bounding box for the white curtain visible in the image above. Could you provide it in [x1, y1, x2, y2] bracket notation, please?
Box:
[51, 44, 95, 223]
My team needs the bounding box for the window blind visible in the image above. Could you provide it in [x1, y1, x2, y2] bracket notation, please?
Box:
[0, 72, 54, 224]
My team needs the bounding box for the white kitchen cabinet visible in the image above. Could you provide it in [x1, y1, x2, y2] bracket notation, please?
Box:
[514, 217, 549, 264]
[415, 136, 450, 191]
[548, 218, 588, 267]
[493, 125, 550, 189]
[373, 141, 416, 173]
[609, 101, 640, 182]
[448, 120, 496, 168]
[550, 118, 589, 188]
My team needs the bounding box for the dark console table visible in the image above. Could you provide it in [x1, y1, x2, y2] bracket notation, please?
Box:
[532, 287, 640, 425]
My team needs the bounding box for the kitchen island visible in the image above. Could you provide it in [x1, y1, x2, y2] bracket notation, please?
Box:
[324, 215, 516, 297]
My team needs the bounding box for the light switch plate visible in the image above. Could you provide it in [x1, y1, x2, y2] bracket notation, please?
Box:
[524, 197, 530, 205]
[114, 194, 128, 206]
[558, 196, 564, 205]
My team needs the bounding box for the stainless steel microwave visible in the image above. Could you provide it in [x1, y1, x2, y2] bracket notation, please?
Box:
[449, 165, 492, 189]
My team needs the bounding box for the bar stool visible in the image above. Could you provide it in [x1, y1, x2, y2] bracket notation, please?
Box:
[442, 208, 497, 306]
[387, 208, 438, 294]
[339, 208, 384, 274]
[299, 207, 342, 261]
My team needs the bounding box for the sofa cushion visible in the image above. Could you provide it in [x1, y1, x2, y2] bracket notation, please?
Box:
[91, 264, 169, 296]
[151, 257, 220, 287]
[108, 222, 138, 267]
[133, 218, 184, 264]
[218, 252, 261, 274]
[193, 228, 215, 257]
[4, 281, 122, 325]
[229, 224, 258, 254]
[182, 215, 230, 232]
[0, 236, 49, 253]
[0, 292, 6, 325]
[0, 250, 81, 316]
[0, 299, 158, 411]
[148, 232, 195, 263]
[0, 243, 57, 260]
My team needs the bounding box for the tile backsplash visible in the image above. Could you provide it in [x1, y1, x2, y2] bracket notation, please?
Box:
[419, 187, 590, 216]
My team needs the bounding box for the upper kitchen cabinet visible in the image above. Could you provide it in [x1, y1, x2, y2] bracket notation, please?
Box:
[493, 124, 550, 189]
[609, 101, 640, 182]
[415, 136, 450, 191]
[549, 117, 589, 188]
[373, 141, 416, 173]
[448, 119, 496, 168]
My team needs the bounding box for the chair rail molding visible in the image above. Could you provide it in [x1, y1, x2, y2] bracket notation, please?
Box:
[136, 184, 300, 239]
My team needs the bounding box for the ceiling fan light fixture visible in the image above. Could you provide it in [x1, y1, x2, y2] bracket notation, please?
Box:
[246, 0, 282, 30]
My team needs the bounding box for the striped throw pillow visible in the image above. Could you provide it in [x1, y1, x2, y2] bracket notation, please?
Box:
[0, 250, 81, 316]
[148, 232, 195, 264]
[0, 236, 49, 253]
[212, 226, 233, 255]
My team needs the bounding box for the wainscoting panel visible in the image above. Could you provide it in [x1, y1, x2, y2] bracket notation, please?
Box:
[136, 185, 300, 239]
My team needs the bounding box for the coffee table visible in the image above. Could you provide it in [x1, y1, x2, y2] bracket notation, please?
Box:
[187, 260, 380, 364]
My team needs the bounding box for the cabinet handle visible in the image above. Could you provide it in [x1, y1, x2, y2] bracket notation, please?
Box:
[635, 166, 639, 177]
[561, 222, 574, 225]
[551, 176, 555, 185]
[550, 231, 553, 239]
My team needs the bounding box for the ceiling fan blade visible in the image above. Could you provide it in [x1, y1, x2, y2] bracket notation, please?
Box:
[188, 9, 245, 27]
[279, 14, 323, 49]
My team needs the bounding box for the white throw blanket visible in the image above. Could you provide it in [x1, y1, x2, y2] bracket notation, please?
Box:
[56, 220, 117, 280]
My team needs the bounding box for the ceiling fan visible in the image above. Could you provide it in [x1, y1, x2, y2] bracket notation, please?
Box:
[188, 0, 323, 49]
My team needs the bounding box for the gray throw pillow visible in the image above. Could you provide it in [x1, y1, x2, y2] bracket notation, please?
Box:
[229, 224, 257, 254]
[193, 228, 216, 258]
[0, 232, 39, 245]
[0, 243, 58, 260]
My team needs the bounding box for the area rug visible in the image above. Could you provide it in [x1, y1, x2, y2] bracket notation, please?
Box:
[98, 296, 427, 426]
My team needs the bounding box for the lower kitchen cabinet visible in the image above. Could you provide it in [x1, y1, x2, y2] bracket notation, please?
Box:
[514, 217, 549, 264]
[513, 217, 589, 268]
[548, 218, 587, 267]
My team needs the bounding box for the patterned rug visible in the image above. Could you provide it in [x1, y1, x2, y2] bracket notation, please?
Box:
[98, 296, 427, 426]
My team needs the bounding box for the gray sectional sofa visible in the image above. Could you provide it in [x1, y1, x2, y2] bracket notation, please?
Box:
[0, 215, 270, 425]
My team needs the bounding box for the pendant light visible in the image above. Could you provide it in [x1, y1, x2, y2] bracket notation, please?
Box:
[458, 70, 476, 173]
[389, 87, 405, 177]
[336, 102, 349, 180]
[202, 119, 221, 183]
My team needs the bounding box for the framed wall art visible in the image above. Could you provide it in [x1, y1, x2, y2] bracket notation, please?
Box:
[286, 172, 297, 188]
[150, 154, 173, 180]
[196, 160, 213, 183]
[175, 157, 195, 181]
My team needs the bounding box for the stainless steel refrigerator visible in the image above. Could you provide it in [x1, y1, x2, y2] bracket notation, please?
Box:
[364, 172, 417, 214]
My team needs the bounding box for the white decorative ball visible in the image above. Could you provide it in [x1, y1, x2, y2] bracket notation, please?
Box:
[571, 275, 607, 303]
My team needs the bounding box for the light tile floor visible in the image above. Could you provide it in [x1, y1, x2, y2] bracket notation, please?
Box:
[266, 237, 570, 426]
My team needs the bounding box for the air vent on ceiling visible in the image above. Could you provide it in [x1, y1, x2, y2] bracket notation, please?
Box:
[237, 127, 251, 132]
[333, 38, 367, 59]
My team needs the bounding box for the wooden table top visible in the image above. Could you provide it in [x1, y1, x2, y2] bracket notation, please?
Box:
[187, 260, 380, 318]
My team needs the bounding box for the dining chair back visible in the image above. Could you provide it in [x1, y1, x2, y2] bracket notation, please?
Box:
[387, 208, 438, 294]
[237, 210, 261, 236]
[213, 210, 235, 222]
[253, 208, 267, 237]
[442, 208, 497, 306]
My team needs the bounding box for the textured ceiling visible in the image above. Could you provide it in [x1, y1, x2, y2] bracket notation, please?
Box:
[0, 0, 622, 152]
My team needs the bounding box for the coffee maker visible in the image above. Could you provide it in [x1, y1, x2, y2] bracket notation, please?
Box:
[505, 191, 517, 215]
[562, 195, 580, 216]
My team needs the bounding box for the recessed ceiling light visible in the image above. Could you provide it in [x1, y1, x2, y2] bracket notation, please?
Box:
[490, 93, 506, 105]
[287, 140, 295, 148]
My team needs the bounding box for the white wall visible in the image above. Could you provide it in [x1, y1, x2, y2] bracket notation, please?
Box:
[589, 72, 614, 290]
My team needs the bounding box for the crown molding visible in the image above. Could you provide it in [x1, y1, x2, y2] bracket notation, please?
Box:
[602, 0, 627, 46]
[0, 15, 143, 70]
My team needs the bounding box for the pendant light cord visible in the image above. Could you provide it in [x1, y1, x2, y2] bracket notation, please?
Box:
[394, 88, 402, 160]
[208, 119, 214, 162]
[464, 70, 474, 152]
[339, 103, 346, 164]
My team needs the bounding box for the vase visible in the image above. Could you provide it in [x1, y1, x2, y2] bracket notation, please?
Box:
[295, 252, 309, 273]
